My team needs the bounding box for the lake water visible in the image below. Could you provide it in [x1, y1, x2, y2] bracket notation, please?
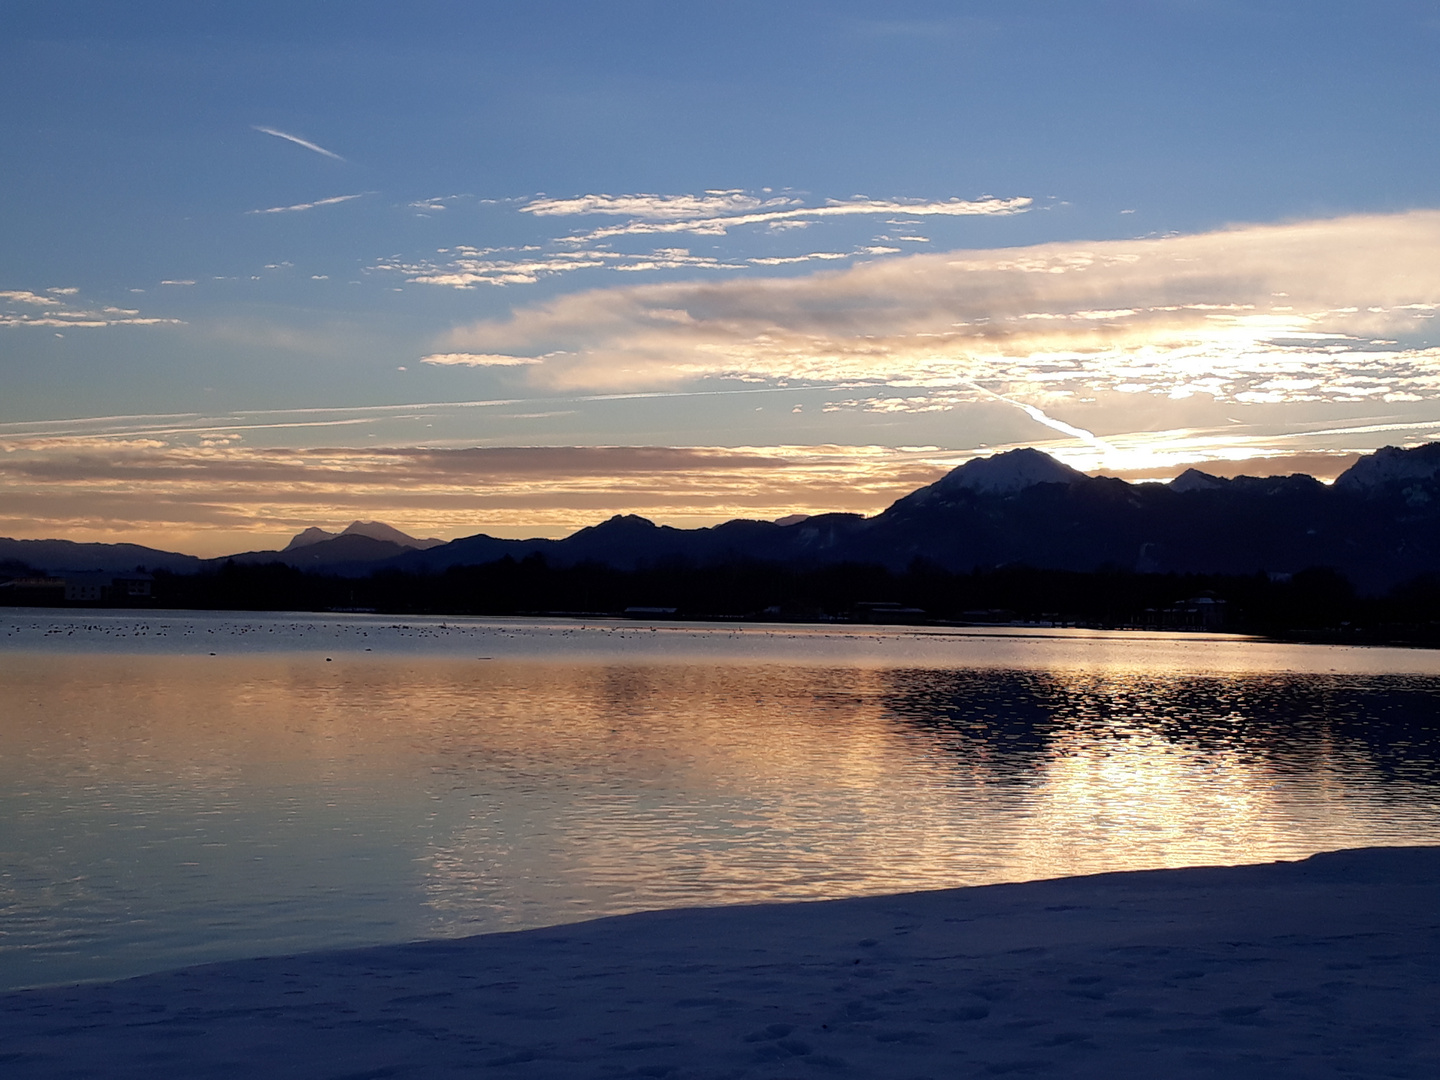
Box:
[2, 609, 1439, 991]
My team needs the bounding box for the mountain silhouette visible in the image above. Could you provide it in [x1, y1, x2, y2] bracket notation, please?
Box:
[388, 444, 1440, 593]
[284, 521, 444, 552]
[6, 444, 1440, 593]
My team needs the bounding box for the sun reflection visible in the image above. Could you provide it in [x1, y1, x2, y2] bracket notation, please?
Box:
[1018, 722, 1276, 878]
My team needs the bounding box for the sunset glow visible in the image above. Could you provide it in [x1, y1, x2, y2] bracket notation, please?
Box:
[3, 5, 1438, 551]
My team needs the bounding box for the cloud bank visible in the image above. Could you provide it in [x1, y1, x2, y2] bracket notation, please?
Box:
[439, 211, 1440, 405]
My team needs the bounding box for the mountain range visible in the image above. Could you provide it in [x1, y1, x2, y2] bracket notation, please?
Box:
[5, 444, 1440, 594]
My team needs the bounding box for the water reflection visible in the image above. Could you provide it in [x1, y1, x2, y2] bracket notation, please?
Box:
[1, 639, 1438, 990]
[882, 667, 1440, 779]
[878, 667, 1440, 878]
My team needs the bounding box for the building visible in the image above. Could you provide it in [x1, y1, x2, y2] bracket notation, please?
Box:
[0, 572, 156, 606]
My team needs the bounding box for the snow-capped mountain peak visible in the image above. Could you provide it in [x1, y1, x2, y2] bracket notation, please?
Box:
[1334, 444, 1440, 492]
[939, 448, 1086, 495]
[1169, 468, 1228, 493]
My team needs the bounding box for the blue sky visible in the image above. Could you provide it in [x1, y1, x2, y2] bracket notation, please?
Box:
[3, 1, 1439, 552]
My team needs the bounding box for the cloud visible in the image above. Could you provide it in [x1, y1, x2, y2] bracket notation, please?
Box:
[563, 196, 1033, 241]
[747, 252, 850, 266]
[522, 191, 794, 220]
[0, 290, 62, 306]
[421, 353, 543, 367]
[248, 193, 369, 215]
[409, 195, 471, 213]
[251, 125, 346, 162]
[0, 388, 818, 444]
[374, 246, 746, 288]
[380, 242, 956, 290]
[438, 211, 1440, 405]
[369, 189, 1031, 289]
[1, 288, 181, 328]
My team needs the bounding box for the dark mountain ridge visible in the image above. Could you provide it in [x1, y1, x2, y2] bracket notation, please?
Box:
[381, 443, 1440, 593]
[5, 443, 1440, 594]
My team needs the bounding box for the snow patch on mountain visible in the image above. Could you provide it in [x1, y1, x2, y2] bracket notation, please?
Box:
[938, 448, 1086, 495]
[1169, 468, 1228, 493]
[1334, 443, 1440, 491]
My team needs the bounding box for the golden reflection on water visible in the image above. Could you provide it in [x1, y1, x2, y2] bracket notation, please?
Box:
[2, 645, 1438, 988]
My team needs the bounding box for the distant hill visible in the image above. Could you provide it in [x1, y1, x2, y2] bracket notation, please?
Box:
[213, 520, 448, 574]
[212, 533, 419, 574]
[283, 521, 444, 552]
[0, 519, 443, 578]
[7, 444, 1440, 593]
[0, 538, 201, 576]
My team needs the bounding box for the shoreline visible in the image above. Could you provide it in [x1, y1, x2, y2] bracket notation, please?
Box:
[3, 846, 1437, 1078]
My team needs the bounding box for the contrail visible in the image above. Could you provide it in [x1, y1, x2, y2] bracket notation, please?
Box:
[252, 125, 346, 162]
[0, 384, 834, 442]
[965, 381, 1116, 452]
[1014, 402, 1115, 450]
[248, 193, 369, 215]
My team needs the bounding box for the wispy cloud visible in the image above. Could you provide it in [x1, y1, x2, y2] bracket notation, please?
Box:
[0, 387, 819, 443]
[522, 191, 794, 220]
[555, 195, 1033, 241]
[409, 195, 470, 213]
[247, 193, 369, 215]
[369, 189, 1031, 289]
[747, 252, 850, 266]
[251, 125, 346, 162]
[421, 353, 543, 367]
[374, 246, 746, 288]
[438, 211, 1440, 407]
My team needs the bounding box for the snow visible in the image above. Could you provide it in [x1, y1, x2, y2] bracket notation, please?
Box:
[3, 846, 1436, 1078]
[1170, 468, 1228, 493]
[1334, 443, 1440, 491]
[941, 447, 1085, 495]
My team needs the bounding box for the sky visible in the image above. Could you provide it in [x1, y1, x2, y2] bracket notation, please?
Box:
[3, 0, 1440, 555]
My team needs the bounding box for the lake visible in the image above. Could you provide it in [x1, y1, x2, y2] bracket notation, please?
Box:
[2, 609, 1439, 991]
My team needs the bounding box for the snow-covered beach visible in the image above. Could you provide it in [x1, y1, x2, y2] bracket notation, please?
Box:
[4, 846, 1437, 1079]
